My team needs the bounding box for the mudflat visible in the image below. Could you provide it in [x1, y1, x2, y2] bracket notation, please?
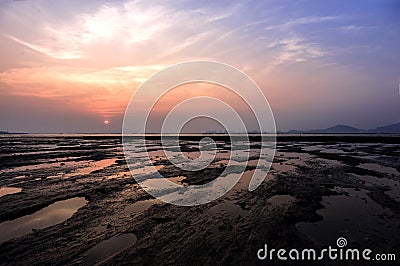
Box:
[0, 135, 399, 265]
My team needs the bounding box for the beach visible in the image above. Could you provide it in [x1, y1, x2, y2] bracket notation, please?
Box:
[0, 135, 399, 265]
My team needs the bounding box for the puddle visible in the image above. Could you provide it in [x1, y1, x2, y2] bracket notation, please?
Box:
[47, 159, 117, 179]
[358, 163, 399, 175]
[4, 157, 95, 175]
[277, 152, 313, 167]
[208, 201, 248, 219]
[137, 176, 185, 192]
[105, 171, 132, 180]
[211, 170, 274, 199]
[0, 197, 87, 243]
[183, 151, 201, 160]
[296, 188, 398, 245]
[166, 175, 187, 185]
[66, 159, 117, 177]
[302, 146, 322, 152]
[385, 188, 400, 203]
[128, 165, 164, 177]
[212, 159, 240, 166]
[0, 187, 22, 197]
[267, 195, 295, 207]
[315, 158, 343, 167]
[246, 159, 261, 167]
[146, 167, 273, 205]
[207, 171, 275, 219]
[93, 225, 107, 234]
[147, 149, 167, 158]
[83, 233, 137, 265]
[354, 154, 385, 160]
[82, 158, 117, 173]
[271, 163, 296, 173]
[354, 174, 400, 202]
[124, 199, 162, 215]
[4, 161, 74, 174]
[319, 148, 344, 154]
[268, 153, 314, 174]
[215, 150, 231, 160]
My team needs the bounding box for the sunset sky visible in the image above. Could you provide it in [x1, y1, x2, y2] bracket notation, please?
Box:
[0, 0, 399, 133]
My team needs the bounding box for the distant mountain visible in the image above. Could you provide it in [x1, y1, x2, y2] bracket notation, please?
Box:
[368, 122, 400, 134]
[0, 130, 27, 134]
[312, 124, 364, 134]
[285, 122, 400, 134]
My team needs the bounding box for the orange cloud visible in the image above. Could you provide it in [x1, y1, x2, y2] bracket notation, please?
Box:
[0, 65, 165, 116]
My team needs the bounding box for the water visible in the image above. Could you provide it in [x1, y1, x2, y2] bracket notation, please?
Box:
[1, 135, 400, 264]
[82, 233, 137, 265]
[358, 163, 399, 176]
[296, 187, 398, 245]
[208, 201, 248, 219]
[0, 187, 22, 197]
[47, 159, 117, 179]
[353, 174, 400, 202]
[124, 199, 162, 215]
[0, 197, 87, 243]
[267, 195, 295, 207]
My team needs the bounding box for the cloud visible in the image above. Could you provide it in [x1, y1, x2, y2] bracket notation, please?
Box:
[0, 1, 335, 111]
[265, 37, 324, 66]
[0, 1, 237, 62]
[1, 0, 397, 133]
[338, 25, 366, 32]
[2, 2, 172, 59]
[0, 64, 165, 116]
[258, 16, 340, 67]
[265, 16, 340, 31]
[5, 34, 83, 60]
[0, 1, 334, 73]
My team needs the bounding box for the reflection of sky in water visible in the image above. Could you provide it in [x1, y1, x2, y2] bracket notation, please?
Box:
[0, 187, 22, 197]
[0, 197, 87, 243]
[358, 163, 399, 176]
[296, 187, 398, 245]
[83, 233, 137, 265]
[353, 173, 400, 202]
[123, 199, 162, 215]
[122, 138, 274, 205]
[47, 159, 117, 179]
[267, 195, 295, 207]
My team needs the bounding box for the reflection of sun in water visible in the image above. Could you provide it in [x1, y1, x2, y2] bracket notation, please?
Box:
[104, 120, 110, 125]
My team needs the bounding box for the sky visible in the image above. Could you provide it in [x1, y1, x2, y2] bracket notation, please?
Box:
[0, 0, 399, 133]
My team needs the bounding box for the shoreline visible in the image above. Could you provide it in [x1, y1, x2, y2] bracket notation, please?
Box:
[1, 134, 399, 143]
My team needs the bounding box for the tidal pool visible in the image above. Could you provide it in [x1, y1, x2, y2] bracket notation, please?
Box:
[124, 199, 162, 215]
[267, 195, 295, 207]
[0, 187, 22, 197]
[0, 197, 87, 243]
[296, 188, 398, 245]
[358, 163, 399, 176]
[82, 233, 137, 265]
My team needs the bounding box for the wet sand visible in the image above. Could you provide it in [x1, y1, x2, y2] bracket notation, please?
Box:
[0, 135, 399, 265]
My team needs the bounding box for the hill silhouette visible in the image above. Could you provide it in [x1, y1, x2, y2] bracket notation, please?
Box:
[286, 122, 400, 134]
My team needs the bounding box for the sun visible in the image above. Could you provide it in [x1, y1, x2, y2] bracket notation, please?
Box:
[104, 120, 110, 125]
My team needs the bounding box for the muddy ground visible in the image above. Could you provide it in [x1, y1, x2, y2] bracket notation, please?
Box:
[0, 135, 399, 265]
